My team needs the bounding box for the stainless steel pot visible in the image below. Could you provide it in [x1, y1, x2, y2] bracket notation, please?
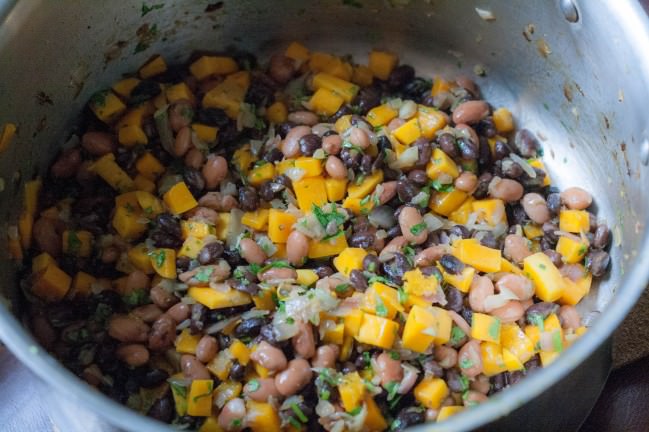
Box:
[0, 0, 648, 430]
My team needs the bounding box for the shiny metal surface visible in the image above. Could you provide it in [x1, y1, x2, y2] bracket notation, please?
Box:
[0, 0, 648, 431]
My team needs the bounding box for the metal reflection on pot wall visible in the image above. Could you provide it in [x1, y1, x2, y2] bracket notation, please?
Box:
[0, 0, 648, 431]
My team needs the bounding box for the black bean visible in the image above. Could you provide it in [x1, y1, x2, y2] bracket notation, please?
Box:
[508, 370, 524, 385]
[360, 154, 373, 175]
[508, 204, 528, 226]
[222, 248, 245, 267]
[198, 242, 224, 265]
[263, 147, 284, 164]
[461, 307, 473, 325]
[329, 105, 352, 122]
[524, 355, 542, 374]
[477, 117, 497, 138]
[362, 255, 381, 274]
[190, 304, 207, 334]
[543, 250, 563, 268]
[313, 265, 334, 279]
[129, 80, 161, 105]
[216, 333, 232, 349]
[184, 169, 205, 195]
[586, 250, 610, 277]
[392, 407, 425, 431]
[514, 129, 540, 158]
[473, 172, 492, 199]
[196, 107, 230, 128]
[349, 269, 368, 292]
[232, 280, 260, 296]
[539, 237, 553, 252]
[446, 369, 467, 393]
[543, 193, 560, 217]
[437, 133, 458, 159]
[245, 78, 275, 107]
[420, 94, 436, 107]
[388, 65, 415, 89]
[151, 213, 182, 248]
[402, 77, 433, 102]
[341, 362, 357, 374]
[421, 357, 444, 377]
[479, 232, 498, 249]
[457, 137, 478, 160]
[355, 86, 381, 114]
[593, 224, 610, 249]
[382, 253, 411, 285]
[445, 286, 464, 313]
[259, 324, 280, 345]
[478, 136, 492, 170]
[407, 169, 428, 186]
[493, 139, 511, 161]
[229, 361, 246, 381]
[420, 266, 443, 282]
[377, 135, 392, 153]
[234, 317, 266, 339]
[396, 179, 419, 203]
[541, 223, 559, 242]
[501, 158, 523, 178]
[414, 138, 432, 168]
[340, 148, 361, 169]
[491, 372, 507, 393]
[141, 368, 169, 388]
[238, 186, 259, 211]
[276, 122, 295, 139]
[147, 392, 174, 423]
[299, 134, 322, 156]
[525, 302, 559, 323]
[449, 225, 471, 239]
[176, 256, 191, 272]
[349, 232, 375, 248]
[368, 206, 396, 230]
[440, 254, 464, 275]
[387, 225, 402, 238]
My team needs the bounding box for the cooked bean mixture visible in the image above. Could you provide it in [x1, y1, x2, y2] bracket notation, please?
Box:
[13, 42, 611, 431]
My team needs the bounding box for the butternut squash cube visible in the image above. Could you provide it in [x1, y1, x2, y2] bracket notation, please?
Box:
[347, 171, 384, 199]
[308, 234, 348, 258]
[352, 65, 374, 87]
[437, 406, 464, 422]
[323, 322, 345, 345]
[322, 58, 353, 81]
[523, 252, 564, 302]
[23, 178, 42, 217]
[471, 312, 501, 343]
[285, 41, 310, 62]
[480, 342, 507, 376]
[501, 323, 535, 364]
[403, 267, 439, 297]
[523, 223, 544, 240]
[202, 71, 251, 118]
[362, 282, 403, 320]
[112, 77, 140, 98]
[179, 236, 205, 259]
[247, 163, 276, 186]
[149, 248, 176, 279]
[62, 230, 93, 257]
[229, 339, 251, 365]
[18, 211, 33, 250]
[189, 287, 252, 309]
[559, 209, 590, 233]
[366, 104, 398, 127]
[117, 104, 152, 129]
[540, 350, 560, 366]
[113, 205, 147, 240]
[344, 309, 364, 337]
[166, 82, 195, 104]
[192, 123, 218, 143]
[91, 153, 135, 192]
[312, 73, 360, 103]
[139, 55, 167, 79]
[0, 122, 16, 154]
[266, 101, 288, 123]
[295, 157, 323, 177]
[189, 56, 238, 80]
[181, 220, 214, 239]
[198, 417, 221, 432]
[364, 395, 388, 431]
[242, 209, 270, 231]
[296, 269, 319, 286]
[309, 88, 344, 116]
[392, 118, 422, 145]
[333, 247, 368, 276]
[338, 372, 365, 412]
[528, 159, 551, 186]
[342, 196, 374, 215]
[187, 379, 214, 417]
[71, 271, 96, 297]
[448, 198, 476, 225]
[32, 264, 71, 302]
[136, 152, 165, 180]
[325, 178, 348, 202]
[176, 328, 201, 354]
[453, 239, 502, 273]
[368, 50, 398, 81]
[134, 175, 156, 193]
[426, 148, 460, 180]
[293, 176, 328, 212]
[502, 348, 525, 372]
[128, 243, 154, 274]
[89, 90, 126, 123]
[556, 235, 588, 264]
[442, 266, 475, 293]
[309, 52, 336, 72]
[414, 377, 449, 410]
[136, 190, 164, 216]
[560, 272, 592, 306]
[267, 209, 297, 243]
[355, 313, 398, 349]
[163, 181, 198, 214]
[233, 144, 256, 174]
[246, 400, 281, 432]
[430, 189, 468, 216]
[472, 199, 506, 226]
[32, 252, 54, 273]
[402, 305, 439, 353]
[432, 76, 452, 96]
[493, 107, 514, 133]
[417, 105, 447, 139]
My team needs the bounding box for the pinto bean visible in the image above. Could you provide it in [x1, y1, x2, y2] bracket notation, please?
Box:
[292, 321, 316, 359]
[198, 192, 238, 212]
[376, 352, 403, 386]
[488, 177, 524, 202]
[218, 398, 246, 431]
[414, 245, 449, 267]
[378, 181, 397, 204]
[148, 314, 176, 351]
[166, 302, 191, 323]
[185, 148, 205, 170]
[239, 238, 267, 265]
[325, 155, 347, 179]
[268, 54, 295, 84]
[250, 341, 287, 371]
[196, 335, 219, 363]
[496, 274, 534, 300]
[258, 267, 297, 283]
[82, 131, 116, 156]
[503, 234, 532, 264]
[33, 217, 62, 256]
[282, 125, 311, 158]
[169, 100, 194, 132]
[522, 193, 550, 224]
[149, 285, 179, 310]
[173, 126, 192, 157]
[435, 346, 458, 369]
[245, 378, 280, 402]
[180, 354, 211, 380]
[560, 187, 592, 210]
[126, 270, 150, 293]
[311, 345, 339, 369]
[469, 275, 495, 313]
[322, 134, 342, 155]
[454, 171, 478, 192]
[275, 358, 313, 396]
[399, 206, 428, 244]
[131, 304, 164, 323]
[116, 344, 150, 367]
[288, 110, 319, 126]
[463, 390, 489, 407]
[286, 231, 309, 266]
[108, 315, 149, 343]
[489, 300, 525, 323]
[559, 305, 581, 329]
[202, 155, 228, 190]
[458, 340, 483, 378]
[452, 100, 490, 124]
[349, 127, 371, 150]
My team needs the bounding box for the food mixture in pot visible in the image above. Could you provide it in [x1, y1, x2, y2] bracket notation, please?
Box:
[10, 42, 611, 431]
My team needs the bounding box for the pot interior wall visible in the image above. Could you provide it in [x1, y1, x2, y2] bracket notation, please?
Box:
[0, 0, 647, 430]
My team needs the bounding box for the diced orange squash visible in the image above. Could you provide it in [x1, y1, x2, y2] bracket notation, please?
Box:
[325, 178, 348, 202]
[179, 236, 205, 259]
[275, 159, 295, 175]
[128, 243, 154, 274]
[136, 190, 164, 216]
[285, 41, 310, 62]
[560, 272, 592, 306]
[339, 336, 355, 362]
[501, 323, 535, 364]
[347, 171, 383, 199]
[112, 77, 140, 98]
[403, 268, 439, 297]
[352, 65, 374, 87]
[344, 309, 364, 337]
[7, 228, 22, 261]
[442, 266, 475, 293]
[62, 230, 93, 257]
[296, 269, 319, 286]
[24, 178, 42, 217]
[189, 287, 252, 309]
[113, 205, 147, 240]
[266, 101, 288, 123]
[267, 209, 297, 243]
[471, 313, 501, 344]
[308, 234, 348, 258]
[90, 153, 135, 192]
[246, 400, 281, 432]
[342, 196, 374, 216]
[233, 145, 256, 174]
[242, 209, 270, 231]
[540, 351, 560, 366]
[309, 88, 344, 116]
[448, 198, 475, 225]
[117, 104, 152, 129]
[493, 107, 514, 133]
[338, 372, 365, 412]
[323, 322, 345, 345]
[89, 90, 126, 123]
[198, 417, 223, 432]
[322, 58, 353, 81]
[32, 264, 71, 301]
[247, 163, 276, 186]
[312, 73, 360, 104]
[71, 271, 96, 297]
[392, 118, 422, 145]
[453, 239, 502, 273]
[355, 314, 399, 349]
[559, 210, 590, 234]
[192, 123, 219, 143]
[430, 189, 468, 216]
[0, 122, 16, 153]
[295, 157, 323, 178]
[18, 211, 33, 250]
[136, 152, 165, 180]
[293, 176, 328, 211]
[417, 105, 447, 139]
[528, 159, 551, 186]
[368, 50, 398, 81]
[364, 395, 388, 431]
[170, 373, 188, 415]
[402, 305, 440, 353]
[502, 348, 525, 372]
[426, 148, 460, 180]
[333, 248, 368, 276]
[139, 55, 167, 79]
[523, 252, 564, 302]
[480, 342, 508, 376]
[214, 212, 231, 241]
[366, 104, 398, 127]
[229, 339, 251, 365]
[556, 235, 588, 264]
[472, 199, 507, 226]
[414, 377, 449, 410]
[149, 248, 176, 278]
[437, 406, 464, 422]
[362, 282, 403, 320]
[253, 288, 276, 311]
[309, 52, 336, 72]
[163, 182, 198, 214]
[523, 223, 544, 240]
[189, 56, 238, 80]
[134, 174, 156, 193]
[32, 252, 54, 273]
[202, 71, 251, 118]
[166, 82, 195, 104]
[187, 379, 214, 417]
[176, 328, 202, 354]
[432, 76, 452, 96]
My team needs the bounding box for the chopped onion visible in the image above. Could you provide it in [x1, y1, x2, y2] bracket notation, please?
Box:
[475, 7, 496, 21]
[510, 153, 537, 178]
[423, 213, 445, 232]
[387, 98, 404, 110]
[272, 312, 300, 340]
[375, 229, 388, 240]
[249, 139, 264, 156]
[312, 148, 326, 160]
[285, 167, 306, 182]
[316, 400, 335, 417]
[256, 234, 278, 256]
[280, 395, 304, 411]
[388, 145, 419, 169]
[220, 180, 237, 197]
[312, 123, 334, 136]
[237, 102, 257, 131]
[398, 363, 420, 394]
[176, 319, 191, 331]
[484, 287, 519, 311]
[205, 315, 241, 334]
[411, 190, 430, 207]
[399, 100, 418, 119]
[448, 310, 471, 335]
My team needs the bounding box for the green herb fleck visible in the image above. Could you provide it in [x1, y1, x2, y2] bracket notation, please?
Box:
[335, 283, 350, 294]
[194, 266, 214, 283]
[290, 403, 308, 423]
[450, 325, 466, 345]
[247, 379, 260, 392]
[259, 260, 293, 273]
[318, 369, 340, 386]
[459, 374, 470, 392]
[488, 318, 501, 340]
[360, 194, 371, 206]
[342, 140, 364, 153]
[286, 317, 295, 324]
[253, 159, 269, 168]
[288, 417, 302, 429]
[123, 289, 149, 306]
[367, 274, 399, 288]
[385, 380, 399, 401]
[312, 204, 346, 231]
[349, 406, 363, 416]
[148, 249, 166, 268]
[410, 222, 427, 236]
[375, 295, 389, 317]
[355, 174, 366, 186]
[141, 2, 164, 16]
[364, 379, 377, 392]
[529, 313, 545, 331]
[552, 330, 563, 352]
[539, 263, 547, 270]
[389, 351, 400, 360]
[169, 381, 187, 399]
[388, 394, 403, 410]
[397, 287, 409, 305]
[90, 90, 108, 107]
[320, 388, 331, 400]
[430, 179, 455, 193]
[67, 230, 81, 255]
[459, 358, 474, 369]
[231, 419, 242, 428]
[578, 244, 587, 256]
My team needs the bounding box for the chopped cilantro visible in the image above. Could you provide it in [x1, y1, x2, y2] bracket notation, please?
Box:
[318, 369, 340, 386]
[231, 419, 242, 428]
[290, 403, 308, 423]
[192, 381, 214, 402]
[459, 374, 470, 392]
[355, 174, 366, 185]
[388, 394, 403, 410]
[288, 417, 302, 428]
[342, 140, 364, 153]
[402, 245, 416, 264]
[385, 380, 399, 401]
[312, 204, 346, 231]
[410, 222, 427, 236]
[90, 90, 108, 107]
[529, 313, 545, 331]
[286, 317, 295, 324]
[578, 244, 587, 256]
[194, 266, 214, 283]
[553, 330, 563, 352]
[252, 159, 268, 168]
[538, 263, 547, 270]
[169, 381, 187, 399]
[430, 179, 455, 193]
[349, 406, 363, 416]
[278, 301, 287, 314]
[123, 289, 149, 306]
[141, 2, 163, 16]
[375, 295, 389, 317]
[364, 379, 378, 392]
[391, 418, 403, 431]
[259, 260, 293, 273]
[335, 283, 350, 294]
[247, 379, 260, 392]
[148, 249, 166, 268]
[320, 388, 331, 400]
[67, 230, 81, 255]
[450, 325, 466, 345]
[488, 317, 501, 340]
[459, 358, 474, 369]
[362, 351, 371, 367]
[360, 194, 371, 206]
[389, 351, 400, 360]
[367, 274, 399, 288]
[397, 287, 408, 305]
